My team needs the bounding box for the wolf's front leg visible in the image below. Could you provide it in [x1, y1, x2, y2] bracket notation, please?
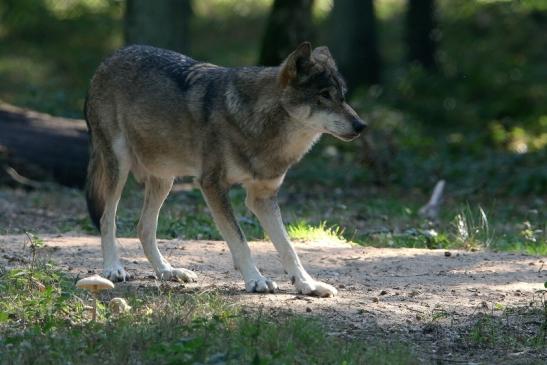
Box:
[200, 180, 278, 293]
[245, 186, 337, 298]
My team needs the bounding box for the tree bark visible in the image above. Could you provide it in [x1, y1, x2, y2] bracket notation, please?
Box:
[406, 0, 437, 70]
[259, 0, 315, 66]
[0, 103, 88, 188]
[125, 0, 192, 53]
[330, 0, 381, 93]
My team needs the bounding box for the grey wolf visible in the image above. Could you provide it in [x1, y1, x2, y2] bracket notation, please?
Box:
[85, 42, 366, 297]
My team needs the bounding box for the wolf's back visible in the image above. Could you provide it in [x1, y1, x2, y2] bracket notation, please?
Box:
[93, 45, 202, 96]
[83, 46, 204, 231]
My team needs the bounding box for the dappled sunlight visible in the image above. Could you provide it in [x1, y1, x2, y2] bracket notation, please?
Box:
[469, 281, 545, 292]
[0, 0, 546, 361]
[490, 119, 547, 154]
[1, 234, 545, 333]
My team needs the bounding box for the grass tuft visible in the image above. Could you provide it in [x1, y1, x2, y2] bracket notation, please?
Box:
[287, 221, 348, 244]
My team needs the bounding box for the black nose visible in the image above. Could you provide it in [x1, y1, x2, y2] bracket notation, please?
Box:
[352, 117, 367, 134]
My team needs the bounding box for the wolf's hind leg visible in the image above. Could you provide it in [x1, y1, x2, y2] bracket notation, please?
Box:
[137, 176, 197, 282]
[245, 184, 337, 297]
[100, 146, 130, 282]
[200, 180, 277, 293]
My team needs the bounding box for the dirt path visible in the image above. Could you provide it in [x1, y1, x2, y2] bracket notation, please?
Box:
[1, 233, 546, 362]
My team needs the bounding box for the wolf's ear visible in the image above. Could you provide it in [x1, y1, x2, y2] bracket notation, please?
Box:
[312, 46, 337, 69]
[278, 42, 312, 87]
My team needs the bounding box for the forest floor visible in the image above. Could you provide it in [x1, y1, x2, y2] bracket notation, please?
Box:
[1, 186, 546, 364]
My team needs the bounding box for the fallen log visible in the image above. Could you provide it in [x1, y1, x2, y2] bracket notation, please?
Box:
[0, 102, 89, 188]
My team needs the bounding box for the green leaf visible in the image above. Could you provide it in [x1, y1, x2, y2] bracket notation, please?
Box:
[0, 311, 9, 322]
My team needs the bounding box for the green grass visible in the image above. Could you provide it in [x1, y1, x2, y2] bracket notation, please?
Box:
[75, 180, 350, 245]
[0, 263, 418, 365]
[357, 202, 546, 254]
[2, 169, 545, 255]
[465, 299, 547, 350]
[287, 221, 348, 244]
[3, 167, 541, 255]
[1, 0, 546, 255]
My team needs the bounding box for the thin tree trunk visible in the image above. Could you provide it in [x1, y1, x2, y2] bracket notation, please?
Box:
[259, 0, 315, 66]
[125, 0, 192, 53]
[330, 0, 381, 93]
[406, 0, 437, 70]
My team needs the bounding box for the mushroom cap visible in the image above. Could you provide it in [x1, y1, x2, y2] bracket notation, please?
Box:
[76, 275, 115, 292]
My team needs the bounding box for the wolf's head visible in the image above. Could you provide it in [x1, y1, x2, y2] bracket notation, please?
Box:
[278, 42, 366, 141]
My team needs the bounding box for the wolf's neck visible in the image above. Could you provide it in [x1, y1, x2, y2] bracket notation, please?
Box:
[260, 108, 321, 173]
[227, 68, 321, 174]
[255, 74, 321, 165]
[283, 129, 321, 166]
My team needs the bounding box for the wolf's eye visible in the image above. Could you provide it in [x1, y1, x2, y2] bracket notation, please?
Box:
[319, 90, 331, 100]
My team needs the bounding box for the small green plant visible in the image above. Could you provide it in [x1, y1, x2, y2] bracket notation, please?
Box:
[16, 232, 51, 294]
[452, 205, 493, 249]
[465, 295, 547, 351]
[468, 314, 500, 347]
[287, 221, 348, 244]
[0, 265, 86, 332]
[533, 287, 547, 347]
[24, 231, 45, 266]
[519, 220, 545, 244]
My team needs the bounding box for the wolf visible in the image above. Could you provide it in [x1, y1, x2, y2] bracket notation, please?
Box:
[85, 42, 366, 297]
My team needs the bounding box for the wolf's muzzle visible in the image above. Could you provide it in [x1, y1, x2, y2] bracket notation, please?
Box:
[352, 117, 367, 134]
[337, 116, 368, 141]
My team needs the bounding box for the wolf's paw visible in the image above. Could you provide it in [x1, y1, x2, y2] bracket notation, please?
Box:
[158, 268, 197, 282]
[245, 277, 278, 293]
[103, 263, 130, 282]
[296, 280, 337, 298]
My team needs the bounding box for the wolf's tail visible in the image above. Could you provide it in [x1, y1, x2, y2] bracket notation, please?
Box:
[84, 96, 107, 232]
[85, 147, 109, 232]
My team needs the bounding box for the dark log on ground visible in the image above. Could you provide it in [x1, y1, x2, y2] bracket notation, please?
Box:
[0, 102, 89, 188]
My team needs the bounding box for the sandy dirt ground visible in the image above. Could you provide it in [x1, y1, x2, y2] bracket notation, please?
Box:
[1, 233, 546, 363]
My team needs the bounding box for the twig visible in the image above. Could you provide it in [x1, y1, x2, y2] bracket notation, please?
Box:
[4, 166, 44, 189]
[419, 180, 446, 221]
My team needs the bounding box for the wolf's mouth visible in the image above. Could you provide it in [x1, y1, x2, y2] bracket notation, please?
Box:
[327, 129, 361, 142]
[338, 132, 361, 141]
[325, 120, 364, 142]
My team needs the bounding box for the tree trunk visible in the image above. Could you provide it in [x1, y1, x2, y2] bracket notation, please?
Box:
[259, 0, 315, 66]
[0, 103, 88, 188]
[330, 0, 381, 93]
[125, 0, 192, 53]
[406, 0, 437, 70]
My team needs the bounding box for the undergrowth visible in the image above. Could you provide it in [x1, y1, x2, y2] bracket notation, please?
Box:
[0, 262, 417, 365]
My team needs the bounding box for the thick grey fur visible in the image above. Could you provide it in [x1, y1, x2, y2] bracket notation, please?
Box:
[85, 42, 365, 296]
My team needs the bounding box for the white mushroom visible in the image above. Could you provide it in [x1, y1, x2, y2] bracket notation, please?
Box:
[109, 297, 132, 315]
[76, 275, 114, 321]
